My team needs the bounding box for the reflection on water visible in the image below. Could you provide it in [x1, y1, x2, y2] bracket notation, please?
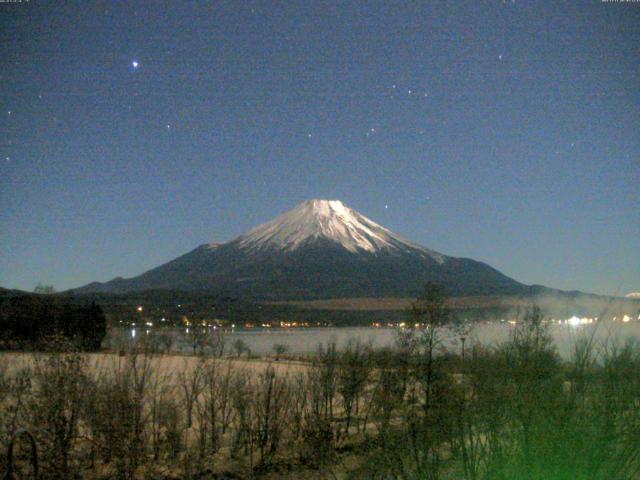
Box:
[106, 321, 640, 359]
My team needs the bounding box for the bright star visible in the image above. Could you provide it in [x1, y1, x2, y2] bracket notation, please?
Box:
[132, 60, 139, 68]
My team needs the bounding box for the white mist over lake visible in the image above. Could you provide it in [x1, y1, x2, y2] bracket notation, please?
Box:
[107, 321, 640, 359]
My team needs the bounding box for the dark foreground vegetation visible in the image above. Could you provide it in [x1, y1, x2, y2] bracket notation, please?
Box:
[1, 287, 639, 479]
[0, 294, 106, 351]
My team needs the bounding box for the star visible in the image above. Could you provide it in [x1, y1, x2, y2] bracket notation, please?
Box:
[307, 133, 312, 138]
[384, 204, 388, 210]
[166, 124, 171, 130]
[498, 54, 503, 61]
[132, 60, 139, 69]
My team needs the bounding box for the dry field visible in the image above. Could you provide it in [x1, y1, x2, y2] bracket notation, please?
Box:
[0, 349, 372, 479]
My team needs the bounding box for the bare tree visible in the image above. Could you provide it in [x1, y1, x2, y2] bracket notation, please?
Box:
[216, 361, 235, 435]
[411, 282, 452, 410]
[177, 358, 205, 429]
[31, 349, 86, 479]
[197, 358, 229, 457]
[232, 338, 249, 358]
[336, 339, 371, 441]
[187, 328, 209, 356]
[251, 366, 292, 467]
[230, 372, 252, 461]
[272, 343, 289, 361]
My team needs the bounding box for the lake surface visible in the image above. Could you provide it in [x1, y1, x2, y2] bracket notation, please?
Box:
[105, 320, 640, 359]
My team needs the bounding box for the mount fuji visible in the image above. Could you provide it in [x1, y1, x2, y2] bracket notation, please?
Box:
[75, 199, 535, 299]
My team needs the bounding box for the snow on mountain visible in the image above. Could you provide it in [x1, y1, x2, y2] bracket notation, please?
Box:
[626, 292, 640, 299]
[237, 199, 445, 262]
[73, 198, 535, 298]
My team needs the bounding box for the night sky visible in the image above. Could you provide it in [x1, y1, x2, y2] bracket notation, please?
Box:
[1, 1, 638, 296]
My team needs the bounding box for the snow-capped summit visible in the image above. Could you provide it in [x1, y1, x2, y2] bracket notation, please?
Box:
[238, 199, 444, 261]
[626, 292, 640, 299]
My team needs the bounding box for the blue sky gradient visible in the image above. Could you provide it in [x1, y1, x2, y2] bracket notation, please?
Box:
[1, 1, 638, 295]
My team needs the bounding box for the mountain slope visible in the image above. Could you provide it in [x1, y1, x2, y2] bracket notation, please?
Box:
[75, 199, 531, 299]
